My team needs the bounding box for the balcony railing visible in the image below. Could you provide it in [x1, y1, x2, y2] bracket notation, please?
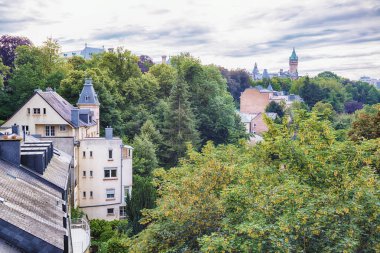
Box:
[71, 218, 91, 253]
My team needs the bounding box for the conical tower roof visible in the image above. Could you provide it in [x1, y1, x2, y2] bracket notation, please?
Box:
[290, 47, 298, 61]
[77, 78, 100, 105]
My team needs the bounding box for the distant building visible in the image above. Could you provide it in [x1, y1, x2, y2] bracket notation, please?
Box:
[359, 76, 380, 89]
[60, 43, 105, 59]
[252, 48, 299, 80]
[1, 79, 133, 221]
[239, 85, 302, 135]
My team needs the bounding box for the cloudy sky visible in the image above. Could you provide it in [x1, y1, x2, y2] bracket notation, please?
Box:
[1, 0, 379, 79]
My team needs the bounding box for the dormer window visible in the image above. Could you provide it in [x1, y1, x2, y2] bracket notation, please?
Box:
[85, 95, 89, 101]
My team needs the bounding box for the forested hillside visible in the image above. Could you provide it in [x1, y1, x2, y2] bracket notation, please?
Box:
[1, 36, 379, 252]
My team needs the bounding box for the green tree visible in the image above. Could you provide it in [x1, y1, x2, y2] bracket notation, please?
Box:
[312, 101, 335, 121]
[126, 176, 157, 235]
[299, 77, 326, 108]
[133, 136, 158, 177]
[162, 77, 200, 166]
[265, 100, 285, 118]
[349, 104, 380, 141]
[171, 54, 247, 145]
[127, 110, 380, 252]
[0, 58, 9, 88]
[149, 63, 177, 97]
[90, 47, 141, 83]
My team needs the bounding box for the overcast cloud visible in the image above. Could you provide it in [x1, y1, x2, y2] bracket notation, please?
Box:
[1, 0, 379, 79]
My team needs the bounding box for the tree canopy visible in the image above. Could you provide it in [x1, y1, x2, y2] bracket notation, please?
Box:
[126, 110, 380, 252]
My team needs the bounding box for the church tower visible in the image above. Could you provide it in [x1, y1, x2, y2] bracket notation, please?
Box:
[289, 47, 298, 74]
[77, 78, 100, 136]
[252, 62, 261, 80]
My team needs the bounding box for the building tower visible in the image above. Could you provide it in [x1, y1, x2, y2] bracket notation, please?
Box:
[289, 47, 298, 74]
[252, 62, 259, 80]
[77, 78, 100, 136]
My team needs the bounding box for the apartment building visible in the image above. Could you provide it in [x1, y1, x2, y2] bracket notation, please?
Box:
[1, 78, 133, 220]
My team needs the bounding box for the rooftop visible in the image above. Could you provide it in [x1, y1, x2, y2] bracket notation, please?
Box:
[77, 78, 100, 105]
[37, 90, 96, 127]
[0, 159, 67, 250]
[0, 136, 71, 251]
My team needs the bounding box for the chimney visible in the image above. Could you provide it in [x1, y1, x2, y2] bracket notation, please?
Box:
[105, 127, 113, 140]
[71, 108, 79, 127]
[0, 137, 21, 166]
[11, 124, 19, 135]
[161, 55, 167, 64]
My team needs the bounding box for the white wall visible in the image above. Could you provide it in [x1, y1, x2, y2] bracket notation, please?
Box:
[78, 138, 133, 220]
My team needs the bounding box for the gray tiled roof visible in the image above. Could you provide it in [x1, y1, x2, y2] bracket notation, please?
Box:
[77, 79, 100, 105]
[23, 136, 71, 190]
[37, 90, 96, 127]
[0, 159, 67, 250]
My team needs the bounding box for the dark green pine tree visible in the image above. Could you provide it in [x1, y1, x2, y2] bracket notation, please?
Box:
[163, 77, 200, 167]
[125, 176, 156, 235]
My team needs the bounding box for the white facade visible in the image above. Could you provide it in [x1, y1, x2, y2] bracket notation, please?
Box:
[78, 137, 133, 220]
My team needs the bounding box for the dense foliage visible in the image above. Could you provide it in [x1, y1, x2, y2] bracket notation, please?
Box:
[1, 36, 380, 252]
[126, 110, 380, 252]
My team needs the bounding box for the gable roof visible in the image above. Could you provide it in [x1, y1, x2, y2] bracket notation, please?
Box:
[37, 91, 74, 126]
[37, 91, 96, 127]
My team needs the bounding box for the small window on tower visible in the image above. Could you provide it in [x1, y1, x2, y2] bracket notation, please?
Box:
[85, 95, 89, 101]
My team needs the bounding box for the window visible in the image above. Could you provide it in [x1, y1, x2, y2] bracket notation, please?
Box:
[83, 171, 86, 177]
[90, 191, 93, 198]
[22, 125, 29, 134]
[85, 95, 89, 101]
[72, 52, 76, 56]
[90, 170, 93, 177]
[33, 108, 40, 114]
[107, 208, 114, 215]
[90, 151, 93, 158]
[43, 108, 46, 114]
[106, 188, 115, 199]
[108, 149, 113, 160]
[119, 206, 126, 218]
[27, 108, 30, 114]
[59, 125, 66, 131]
[45, 125, 55, 136]
[63, 53, 67, 57]
[83, 191, 86, 198]
[104, 168, 117, 178]
[83, 151, 86, 158]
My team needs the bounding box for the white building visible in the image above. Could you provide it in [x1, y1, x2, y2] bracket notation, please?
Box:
[78, 129, 133, 220]
[359, 76, 380, 89]
[60, 44, 105, 59]
[1, 79, 133, 220]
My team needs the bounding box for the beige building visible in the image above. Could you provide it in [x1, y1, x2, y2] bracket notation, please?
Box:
[78, 130, 133, 220]
[239, 85, 302, 136]
[1, 79, 133, 220]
